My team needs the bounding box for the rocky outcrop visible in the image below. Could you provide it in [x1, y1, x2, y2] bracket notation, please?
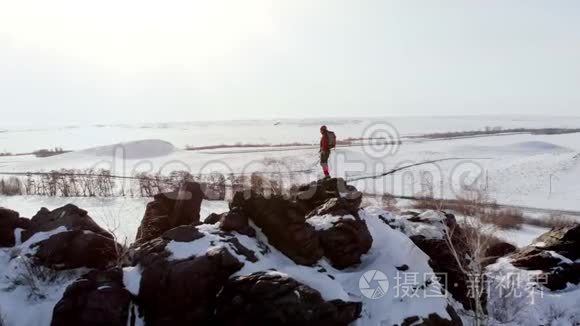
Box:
[33, 230, 120, 270]
[0, 207, 30, 247]
[131, 224, 249, 325]
[135, 182, 204, 245]
[382, 211, 476, 311]
[51, 269, 133, 326]
[295, 177, 362, 214]
[402, 306, 462, 326]
[511, 224, 580, 290]
[305, 196, 372, 269]
[214, 271, 362, 326]
[21, 204, 111, 242]
[136, 246, 243, 325]
[205, 208, 256, 237]
[231, 192, 323, 266]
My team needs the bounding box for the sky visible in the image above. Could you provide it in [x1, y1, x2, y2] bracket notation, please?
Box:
[1, 0, 579, 126]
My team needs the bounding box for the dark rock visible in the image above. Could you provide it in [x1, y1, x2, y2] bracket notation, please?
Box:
[0, 207, 29, 247]
[511, 224, 580, 291]
[231, 192, 323, 266]
[485, 241, 517, 259]
[482, 241, 517, 266]
[205, 208, 256, 237]
[538, 263, 580, 291]
[402, 306, 462, 326]
[214, 271, 362, 326]
[306, 197, 361, 218]
[385, 211, 477, 311]
[135, 182, 204, 245]
[162, 225, 204, 242]
[137, 247, 243, 325]
[21, 204, 111, 243]
[295, 178, 361, 215]
[310, 215, 372, 269]
[33, 230, 120, 270]
[511, 247, 561, 270]
[51, 269, 132, 326]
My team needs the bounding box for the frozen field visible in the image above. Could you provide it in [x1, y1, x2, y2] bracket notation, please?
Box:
[0, 115, 579, 246]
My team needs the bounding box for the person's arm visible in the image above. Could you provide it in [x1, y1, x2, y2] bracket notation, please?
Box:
[320, 134, 329, 152]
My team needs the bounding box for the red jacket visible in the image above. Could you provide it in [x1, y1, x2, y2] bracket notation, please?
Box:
[320, 132, 330, 152]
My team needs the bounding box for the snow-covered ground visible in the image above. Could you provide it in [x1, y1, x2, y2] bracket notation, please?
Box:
[0, 116, 579, 246]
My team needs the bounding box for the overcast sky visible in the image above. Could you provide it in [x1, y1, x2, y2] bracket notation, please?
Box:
[1, 0, 579, 126]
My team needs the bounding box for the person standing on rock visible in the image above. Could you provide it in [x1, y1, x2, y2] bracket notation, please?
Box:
[319, 125, 336, 178]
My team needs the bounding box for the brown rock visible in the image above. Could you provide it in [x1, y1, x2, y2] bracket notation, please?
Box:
[21, 204, 112, 243]
[215, 271, 362, 326]
[51, 269, 133, 326]
[135, 182, 203, 245]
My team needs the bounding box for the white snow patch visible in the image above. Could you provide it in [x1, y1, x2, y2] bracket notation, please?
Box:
[306, 214, 355, 231]
[123, 266, 143, 296]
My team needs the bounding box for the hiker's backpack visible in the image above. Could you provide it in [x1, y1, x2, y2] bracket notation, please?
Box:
[328, 131, 336, 149]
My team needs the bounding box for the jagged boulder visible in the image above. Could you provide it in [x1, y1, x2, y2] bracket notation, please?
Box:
[0, 207, 30, 247]
[382, 211, 476, 311]
[51, 269, 133, 326]
[231, 192, 323, 266]
[214, 271, 362, 326]
[402, 306, 462, 326]
[21, 204, 110, 242]
[205, 207, 256, 237]
[306, 197, 372, 269]
[32, 230, 121, 270]
[295, 177, 362, 215]
[131, 224, 252, 325]
[136, 246, 243, 325]
[511, 224, 580, 290]
[135, 182, 204, 245]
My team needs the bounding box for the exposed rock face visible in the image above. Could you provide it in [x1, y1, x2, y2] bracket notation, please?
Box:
[231, 192, 323, 266]
[135, 182, 204, 245]
[0, 207, 30, 247]
[511, 224, 580, 290]
[131, 224, 250, 326]
[21, 204, 110, 242]
[33, 230, 120, 270]
[296, 177, 362, 214]
[304, 195, 372, 269]
[136, 246, 243, 325]
[214, 271, 362, 326]
[382, 211, 476, 311]
[402, 306, 463, 326]
[205, 208, 256, 237]
[51, 269, 133, 326]
[484, 241, 517, 265]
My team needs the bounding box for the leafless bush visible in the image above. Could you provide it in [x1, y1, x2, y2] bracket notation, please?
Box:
[443, 217, 499, 325]
[3, 260, 64, 300]
[32, 147, 69, 158]
[413, 186, 524, 230]
[525, 213, 578, 229]
[382, 193, 398, 212]
[480, 208, 524, 230]
[0, 177, 23, 195]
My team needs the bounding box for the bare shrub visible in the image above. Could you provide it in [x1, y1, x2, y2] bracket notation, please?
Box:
[480, 208, 524, 230]
[413, 186, 523, 230]
[382, 193, 398, 212]
[2, 259, 73, 300]
[525, 213, 578, 229]
[443, 217, 499, 325]
[0, 177, 22, 196]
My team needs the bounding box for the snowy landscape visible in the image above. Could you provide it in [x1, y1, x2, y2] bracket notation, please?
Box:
[0, 116, 579, 325]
